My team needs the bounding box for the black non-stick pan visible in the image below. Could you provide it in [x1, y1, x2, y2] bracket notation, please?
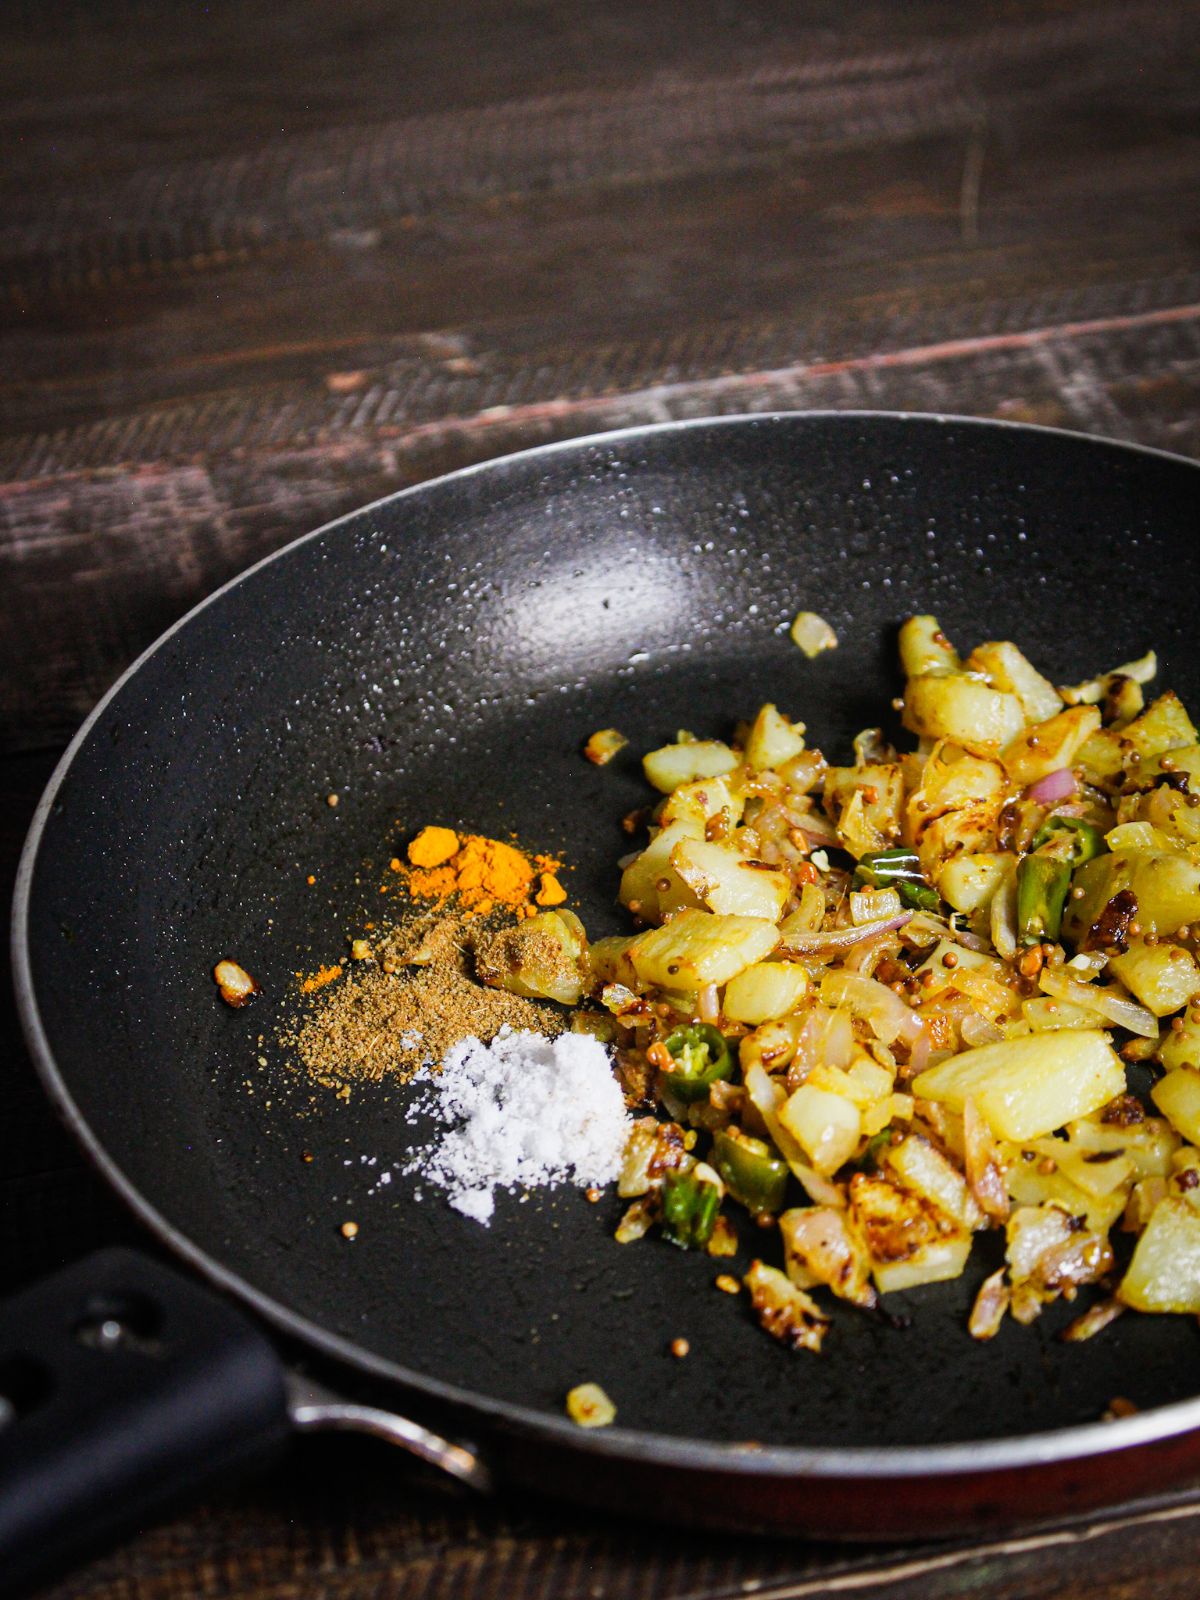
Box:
[9, 412, 1200, 1591]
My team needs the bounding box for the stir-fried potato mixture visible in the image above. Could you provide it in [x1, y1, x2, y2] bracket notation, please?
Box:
[487, 617, 1200, 1352]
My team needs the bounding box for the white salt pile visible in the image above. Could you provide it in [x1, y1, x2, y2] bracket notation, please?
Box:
[404, 1027, 631, 1225]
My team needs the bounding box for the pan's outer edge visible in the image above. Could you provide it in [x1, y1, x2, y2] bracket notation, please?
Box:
[12, 409, 1200, 1486]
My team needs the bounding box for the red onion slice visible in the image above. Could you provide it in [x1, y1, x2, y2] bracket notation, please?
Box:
[1026, 767, 1077, 804]
[780, 910, 911, 955]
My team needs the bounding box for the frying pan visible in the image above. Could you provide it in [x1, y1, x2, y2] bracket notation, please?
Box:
[9, 412, 1200, 1590]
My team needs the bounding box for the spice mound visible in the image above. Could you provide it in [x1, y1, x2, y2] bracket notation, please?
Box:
[405, 1028, 632, 1224]
[389, 826, 564, 917]
[285, 914, 563, 1089]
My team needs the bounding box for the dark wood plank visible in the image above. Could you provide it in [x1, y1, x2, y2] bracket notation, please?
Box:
[5, 1, 1200, 1594]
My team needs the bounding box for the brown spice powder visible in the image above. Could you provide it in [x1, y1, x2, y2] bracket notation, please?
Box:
[282, 912, 563, 1088]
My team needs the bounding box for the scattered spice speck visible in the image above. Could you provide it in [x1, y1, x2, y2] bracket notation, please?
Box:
[670, 1338, 690, 1359]
[715, 1274, 741, 1295]
[327, 793, 339, 808]
[350, 939, 373, 961]
[298, 963, 343, 994]
[535, 872, 567, 907]
[340, 1220, 359, 1240]
[583, 728, 628, 766]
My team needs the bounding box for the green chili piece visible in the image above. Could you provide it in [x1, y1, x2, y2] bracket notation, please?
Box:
[661, 1023, 735, 1104]
[855, 848, 940, 909]
[1016, 854, 1072, 945]
[896, 880, 940, 911]
[660, 1165, 722, 1248]
[854, 848, 923, 886]
[712, 1126, 788, 1215]
[1030, 815, 1105, 864]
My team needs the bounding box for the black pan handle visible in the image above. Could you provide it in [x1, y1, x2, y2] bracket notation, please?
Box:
[0, 1247, 293, 1598]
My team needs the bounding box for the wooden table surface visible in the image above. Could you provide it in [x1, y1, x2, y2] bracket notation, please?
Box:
[5, 2, 1200, 1594]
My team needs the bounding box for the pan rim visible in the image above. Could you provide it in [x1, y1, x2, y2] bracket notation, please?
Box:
[13, 407, 1200, 1481]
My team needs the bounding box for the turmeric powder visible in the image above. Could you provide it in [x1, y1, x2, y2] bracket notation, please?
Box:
[391, 827, 562, 918]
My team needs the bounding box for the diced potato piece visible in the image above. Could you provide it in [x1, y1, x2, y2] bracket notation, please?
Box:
[1109, 940, 1200, 1017]
[1021, 997, 1098, 1032]
[1160, 1012, 1200, 1072]
[1063, 850, 1200, 942]
[936, 852, 1014, 913]
[643, 739, 739, 794]
[848, 1171, 969, 1292]
[618, 819, 703, 923]
[1076, 727, 1126, 784]
[780, 1206, 875, 1307]
[966, 640, 1063, 725]
[778, 1084, 862, 1176]
[723, 961, 809, 1025]
[902, 674, 1025, 758]
[1067, 1114, 1179, 1178]
[657, 775, 744, 832]
[1000, 706, 1100, 787]
[1007, 1160, 1128, 1234]
[744, 704, 806, 772]
[1060, 650, 1158, 707]
[627, 909, 778, 990]
[912, 1030, 1126, 1142]
[1152, 1066, 1200, 1145]
[583, 728, 628, 765]
[790, 611, 839, 660]
[588, 934, 639, 989]
[845, 1052, 895, 1105]
[1027, 1137, 1134, 1199]
[1120, 692, 1198, 764]
[1105, 821, 1173, 852]
[907, 743, 1008, 820]
[670, 838, 790, 921]
[1118, 1198, 1200, 1312]
[807, 1061, 880, 1112]
[871, 1234, 973, 1294]
[882, 1133, 984, 1231]
[1139, 744, 1200, 790]
[898, 614, 960, 678]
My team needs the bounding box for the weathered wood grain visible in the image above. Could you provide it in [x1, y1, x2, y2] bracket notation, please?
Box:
[5, 1, 1200, 1595]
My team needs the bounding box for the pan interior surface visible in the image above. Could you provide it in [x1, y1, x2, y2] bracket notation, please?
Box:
[20, 413, 1200, 1453]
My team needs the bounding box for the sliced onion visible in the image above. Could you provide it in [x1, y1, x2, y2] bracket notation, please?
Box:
[960, 1012, 1005, 1048]
[1026, 768, 1078, 804]
[820, 970, 922, 1046]
[779, 910, 911, 956]
[1038, 967, 1158, 1038]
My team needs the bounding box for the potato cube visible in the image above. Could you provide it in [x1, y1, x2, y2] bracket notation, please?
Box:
[1118, 1198, 1200, 1313]
[902, 674, 1025, 758]
[1000, 705, 1100, 786]
[936, 852, 1014, 913]
[627, 909, 778, 990]
[871, 1234, 973, 1294]
[912, 1030, 1126, 1141]
[744, 704, 806, 772]
[882, 1133, 984, 1232]
[778, 1084, 862, 1176]
[1160, 1013, 1200, 1073]
[1006, 1160, 1128, 1234]
[723, 962, 809, 1025]
[966, 640, 1063, 725]
[1120, 692, 1198, 764]
[643, 739, 739, 793]
[657, 775, 744, 832]
[618, 819, 703, 923]
[1109, 940, 1200, 1017]
[670, 838, 790, 921]
[1152, 1066, 1200, 1145]
[898, 614, 960, 678]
